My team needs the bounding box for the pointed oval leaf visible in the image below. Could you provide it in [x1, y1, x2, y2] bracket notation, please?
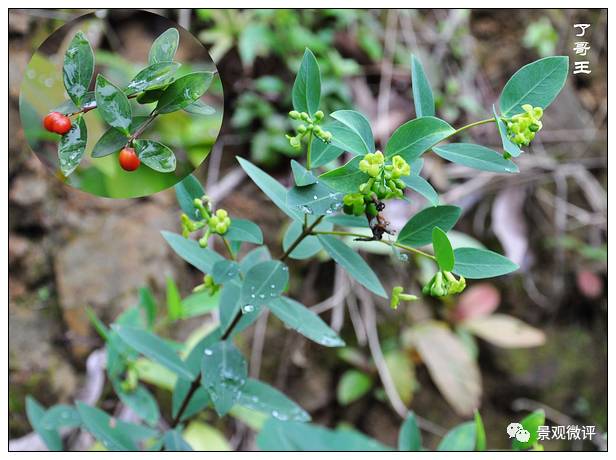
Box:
[287, 182, 343, 217]
[337, 370, 373, 405]
[437, 421, 476, 451]
[161, 231, 225, 274]
[292, 48, 321, 116]
[319, 156, 367, 194]
[329, 110, 375, 155]
[63, 31, 94, 107]
[317, 235, 387, 298]
[224, 218, 263, 244]
[41, 404, 81, 430]
[134, 139, 176, 172]
[149, 28, 179, 64]
[402, 174, 439, 206]
[183, 99, 216, 115]
[432, 227, 455, 271]
[453, 247, 519, 279]
[175, 174, 205, 220]
[114, 325, 195, 380]
[76, 402, 138, 451]
[512, 409, 545, 450]
[411, 54, 435, 117]
[397, 205, 461, 247]
[398, 412, 422, 451]
[291, 159, 317, 186]
[268, 296, 345, 347]
[493, 105, 522, 157]
[125, 61, 180, 96]
[112, 380, 160, 426]
[499, 56, 569, 117]
[463, 314, 545, 348]
[201, 341, 248, 416]
[58, 114, 87, 176]
[156, 72, 213, 114]
[95, 74, 132, 134]
[26, 397, 62, 451]
[240, 260, 289, 308]
[434, 143, 519, 173]
[385, 116, 454, 162]
[311, 136, 344, 168]
[238, 378, 311, 422]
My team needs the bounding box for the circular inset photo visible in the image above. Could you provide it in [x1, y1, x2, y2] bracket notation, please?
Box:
[19, 9, 223, 198]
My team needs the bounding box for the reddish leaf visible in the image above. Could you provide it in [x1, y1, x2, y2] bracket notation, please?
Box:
[576, 270, 603, 299]
[451, 283, 501, 322]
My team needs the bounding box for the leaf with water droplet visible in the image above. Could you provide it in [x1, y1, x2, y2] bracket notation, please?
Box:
[212, 259, 240, 284]
[41, 404, 82, 430]
[237, 378, 310, 422]
[290, 159, 317, 186]
[76, 402, 139, 451]
[287, 181, 343, 217]
[155, 72, 214, 114]
[241, 260, 288, 308]
[201, 341, 248, 416]
[125, 61, 180, 96]
[134, 139, 176, 173]
[148, 28, 179, 64]
[95, 74, 132, 134]
[224, 218, 263, 245]
[58, 114, 87, 177]
[62, 31, 94, 107]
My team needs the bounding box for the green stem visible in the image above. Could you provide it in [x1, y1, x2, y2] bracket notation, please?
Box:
[305, 130, 313, 170]
[450, 117, 496, 137]
[128, 111, 158, 144]
[222, 237, 236, 261]
[312, 230, 436, 260]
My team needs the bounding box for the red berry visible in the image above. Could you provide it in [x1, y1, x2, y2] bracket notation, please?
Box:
[118, 147, 140, 171]
[43, 112, 61, 132]
[53, 115, 72, 135]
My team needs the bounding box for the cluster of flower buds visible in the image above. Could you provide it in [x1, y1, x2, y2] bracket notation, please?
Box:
[390, 286, 418, 309]
[342, 152, 411, 216]
[286, 110, 332, 148]
[193, 274, 220, 296]
[180, 196, 231, 248]
[422, 271, 466, 297]
[506, 104, 543, 147]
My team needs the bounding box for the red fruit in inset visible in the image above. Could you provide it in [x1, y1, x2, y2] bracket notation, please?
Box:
[53, 115, 72, 135]
[43, 112, 61, 132]
[118, 147, 140, 171]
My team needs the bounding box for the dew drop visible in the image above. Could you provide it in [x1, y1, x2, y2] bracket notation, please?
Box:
[204, 348, 213, 356]
[242, 304, 255, 313]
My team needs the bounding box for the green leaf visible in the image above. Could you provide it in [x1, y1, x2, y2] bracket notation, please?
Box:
[63, 31, 94, 107]
[317, 235, 387, 298]
[238, 24, 272, 67]
[453, 247, 519, 279]
[183, 99, 216, 116]
[112, 380, 160, 426]
[384, 349, 415, 405]
[52, 91, 95, 115]
[95, 74, 132, 135]
[282, 218, 332, 260]
[149, 28, 179, 64]
[287, 182, 343, 217]
[337, 370, 373, 405]
[138, 287, 157, 329]
[225, 219, 263, 244]
[434, 143, 519, 173]
[76, 402, 138, 451]
[311, 137, 344, 168]
[125, 61, 180, 96]
[319, 156, 367, 194]
[26, 397, 62, 451]
[499, 56, 569, 117]
[91, 116, 149, 159]
[156, 72, 214, 114]
[474, 410, 487, 451]
[397, 205, 461, 247]
[175, 175, 205, 220]
[398, 412, 422, 451]
[240, 246, 272, 273]
[268, 296, 345, 347]
[161, 231, 225, 274]
[402, 174, 439, 206]
[385, 117, 454, 162]
[438, 421, 476, 451]
[114, 325, 195, 380]
[291, 159, 317, 186]
[237, 378, 310, 422]
[172, 382, 210, 422]
[329, 110, 375, 155]
[134, 139, 176, 172]
[41, 404, 81, 430]
[237, 156, 302, 221]
[58, 114, 87, 176]
[257, 419, 391, 451]
[163, 429, 193, 451]
[211, 259, 240, 284]
[183, 421, 231, 451]
[411, 54, 435, 117]
[137, 88, 165, 104]
[241, 260, 289, 308]
[292, 48, 321, 116]
[512, 409, 545, 450]
[432, 227, 455, 271]
[493, 105, 522, 157]
[166, 277, 182, 321]
[201, 340, 248, 416]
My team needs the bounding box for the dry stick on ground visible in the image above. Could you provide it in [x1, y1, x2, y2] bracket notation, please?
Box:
[357, 286, 446, 437]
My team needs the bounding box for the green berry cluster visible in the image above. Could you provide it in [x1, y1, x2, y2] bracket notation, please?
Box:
[422, 271, 466, 297]
[390, 286, 418, 310]
[286, 110, 332, 149]
[506, 104, 544, 147]
[342, 152, 411, 216]
[193, 274, 220, 296]
[180, 196, 231, 248]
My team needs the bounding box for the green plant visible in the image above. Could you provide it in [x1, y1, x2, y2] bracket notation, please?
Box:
[44, 28, 216, 176]
[25, 47, 567, 451]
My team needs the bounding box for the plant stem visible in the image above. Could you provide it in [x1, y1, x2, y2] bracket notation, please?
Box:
[280, 215, 324, 261]
[128, 112, 159, 144]
[312, 230, 436, 260]
[170, 378, 200, 427]
[222, 237, 236, 260]
[305, 130, 313, 170]
[69, 92, 140, 116]
[450, 117, 495, 137]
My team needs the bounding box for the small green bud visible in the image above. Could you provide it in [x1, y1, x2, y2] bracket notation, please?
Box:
[289, 110, 301, 120]
[315, 110, 324, 121]
[297, 124, 307, 134]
